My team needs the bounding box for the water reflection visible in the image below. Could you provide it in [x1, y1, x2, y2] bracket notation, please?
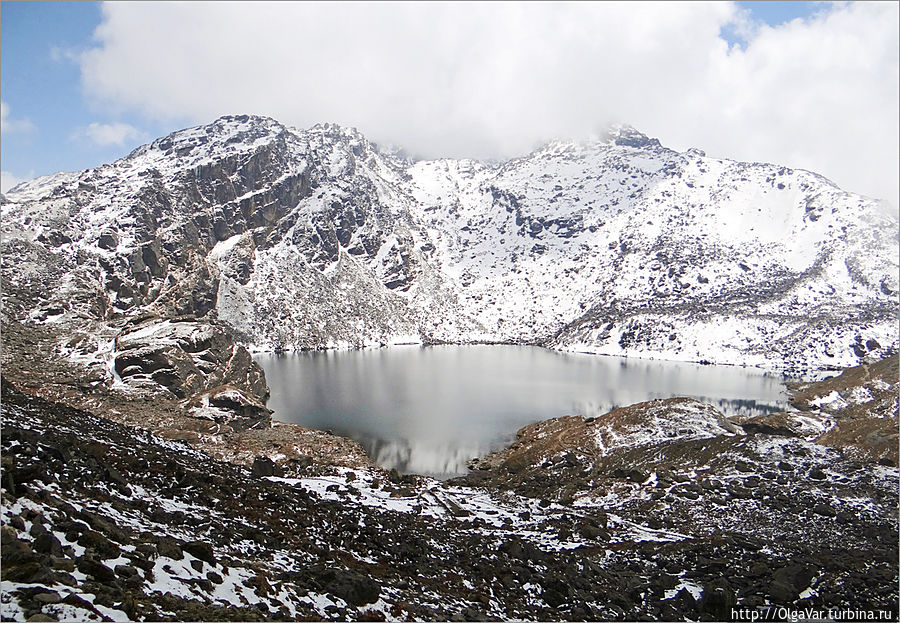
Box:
[256, 345, 793, 477]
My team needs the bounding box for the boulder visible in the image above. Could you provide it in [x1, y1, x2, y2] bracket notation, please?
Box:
[32, 532, 63, 557]
[768, 565, 815, 603]
[189, 385, 272, 431]
[251, 456, 277, 477]
[97, 229, 119, 250]
[699, 581, 736, 619]
[114, 318, 270, 406]
[32, 591, 61, 606]
[76, 557, 117, 582]
[155, 537, 183, 560]
[77, 530, 120, 559]
[183, 540, 216, 565]
[326, 570, 381, 607]
[114, 344, 203, 398]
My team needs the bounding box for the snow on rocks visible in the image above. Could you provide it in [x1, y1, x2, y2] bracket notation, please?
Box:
[468, 397, 741, 478]
[2, 116, 896, 373]
[809, 390, 850, 411]
[2, 350, 899, 620]
[1, 115, 898, 620]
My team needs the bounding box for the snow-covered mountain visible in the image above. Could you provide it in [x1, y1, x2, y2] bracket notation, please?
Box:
[2, 115, 897, 372]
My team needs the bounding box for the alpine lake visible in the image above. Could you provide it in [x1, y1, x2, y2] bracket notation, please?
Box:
[255, 345, 809, 478]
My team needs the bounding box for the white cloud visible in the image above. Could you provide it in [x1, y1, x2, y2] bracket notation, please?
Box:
[654, 2, 899, 214]
[1, 170, 33, 194]
[50, 45, 81, 64]
[72, 121, 147, 147]
[79, 1, 898, 210]
[1, 101, 35, 134]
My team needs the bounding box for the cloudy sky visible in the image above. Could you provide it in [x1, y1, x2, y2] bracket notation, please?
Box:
[1, 1, 897, 213]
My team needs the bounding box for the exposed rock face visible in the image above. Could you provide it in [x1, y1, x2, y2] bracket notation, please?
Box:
[113, 316, 268, 404]
[2, 115, 896, 374]
[0, 310, 379, 476]
[105, 314, 273, 431]
[186, 385, 271, 432]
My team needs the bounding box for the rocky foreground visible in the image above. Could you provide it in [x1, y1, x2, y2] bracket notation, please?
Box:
[1, 344, 898, 621]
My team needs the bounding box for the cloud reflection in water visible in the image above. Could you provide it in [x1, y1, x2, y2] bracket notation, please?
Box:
[256, 345, 792, 477]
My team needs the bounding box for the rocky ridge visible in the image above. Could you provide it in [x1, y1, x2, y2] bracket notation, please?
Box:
[2, 115, 897, 377]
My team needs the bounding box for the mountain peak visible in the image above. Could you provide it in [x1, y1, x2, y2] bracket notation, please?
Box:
[119, 115, 291, 173]
[605, 124, 662, 149]
[1, 111, 896, 374]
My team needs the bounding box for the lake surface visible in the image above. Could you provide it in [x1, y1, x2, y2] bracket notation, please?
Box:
[256, 345, 793, 478]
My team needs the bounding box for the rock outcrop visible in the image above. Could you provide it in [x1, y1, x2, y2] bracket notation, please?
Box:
[789, 354, 899, 464]
[113, 315, 269, 424]
[466, 355, 898, 494]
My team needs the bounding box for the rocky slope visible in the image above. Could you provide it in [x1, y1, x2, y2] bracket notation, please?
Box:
[1, 357, 897, 621]
[2, 115, 897, 376]
[1, 114, 897, 621]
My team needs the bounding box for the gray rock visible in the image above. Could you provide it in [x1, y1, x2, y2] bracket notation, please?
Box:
[32, 532, 62, 557]
[97, 229, 119, 250]
[32, 592, 61, 605]
[183, 540, 216, 564]
[114, 564, 138, 578]
[325, 570, 380, 607]
[76, 530, 119, 559]
[155, 536, 183, 560]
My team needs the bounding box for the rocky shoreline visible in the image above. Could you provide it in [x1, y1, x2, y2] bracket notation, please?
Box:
[2, 306, 898, 621]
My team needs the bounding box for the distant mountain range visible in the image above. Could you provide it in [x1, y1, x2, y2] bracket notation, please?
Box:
[2, 115, 897, 373]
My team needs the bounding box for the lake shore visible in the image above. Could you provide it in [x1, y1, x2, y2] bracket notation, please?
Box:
[2, 310, 897, 620]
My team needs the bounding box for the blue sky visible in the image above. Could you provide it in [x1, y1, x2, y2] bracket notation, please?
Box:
[1, 1, 165, 188]
[723, 1, 829, 45]
[1, 1, 897, 212]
